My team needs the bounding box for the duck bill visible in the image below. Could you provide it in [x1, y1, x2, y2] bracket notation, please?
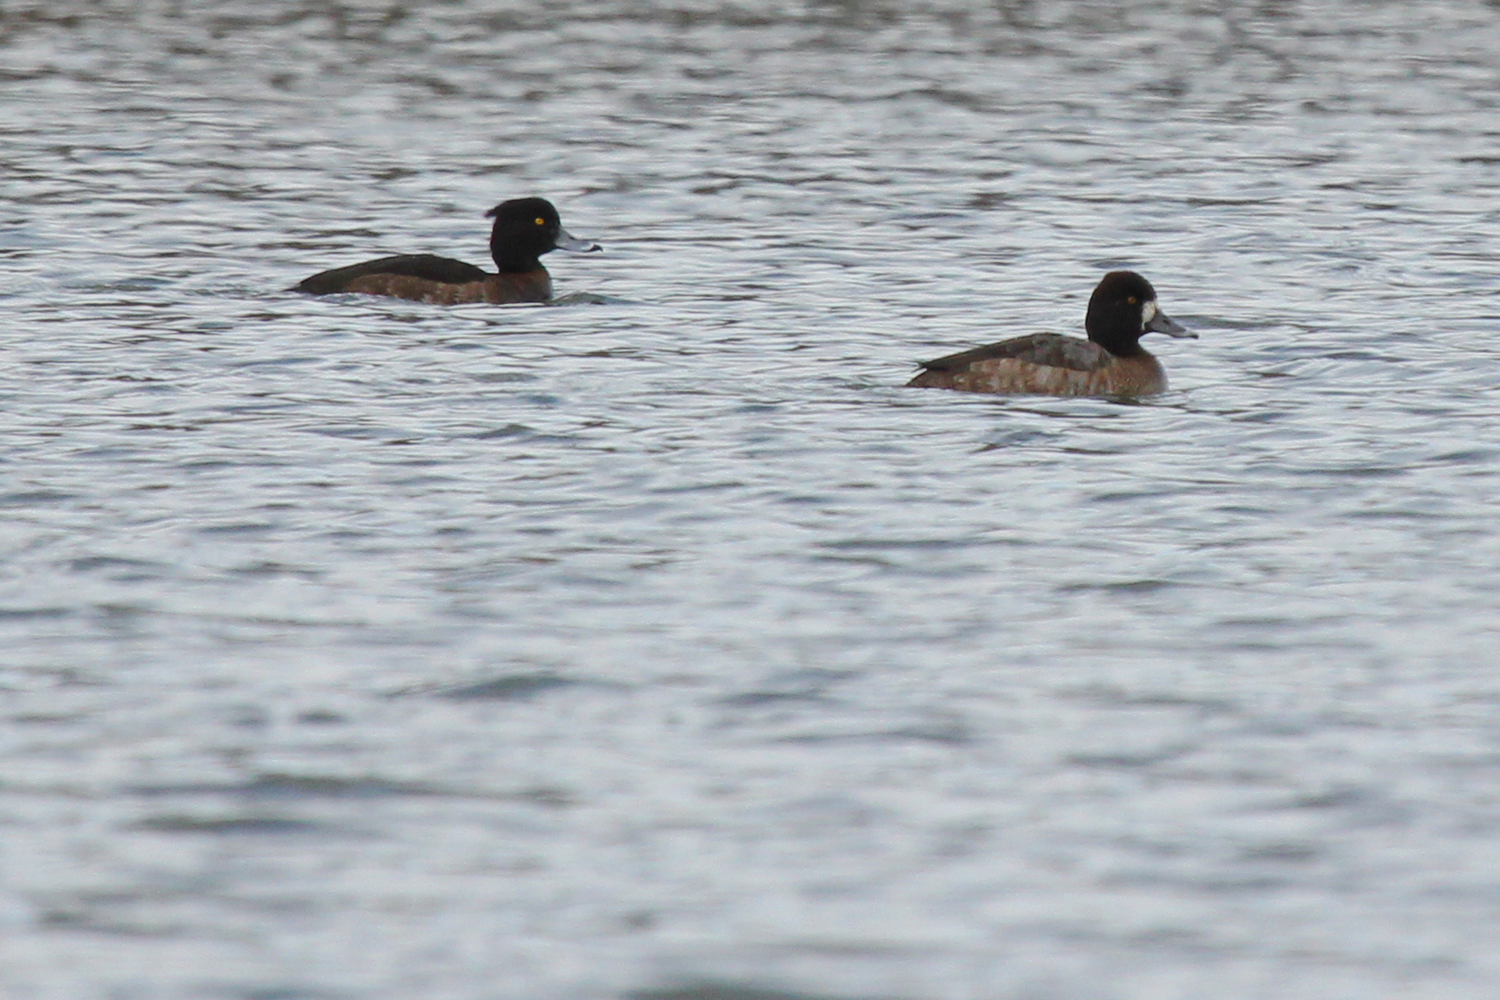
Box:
[1146, 308, 1195, 339]
[555, 228, 601, 253]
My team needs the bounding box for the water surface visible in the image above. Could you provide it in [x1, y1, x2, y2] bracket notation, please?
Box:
[5, 2, 1500, 998]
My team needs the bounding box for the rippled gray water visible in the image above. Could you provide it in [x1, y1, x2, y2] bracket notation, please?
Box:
[5, 2, 1500, 998]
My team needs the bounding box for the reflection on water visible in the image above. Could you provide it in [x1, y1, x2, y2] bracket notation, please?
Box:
[5, 2, 1500, 999]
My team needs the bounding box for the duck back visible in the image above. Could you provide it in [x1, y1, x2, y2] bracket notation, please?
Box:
[295, 254, 489, 295]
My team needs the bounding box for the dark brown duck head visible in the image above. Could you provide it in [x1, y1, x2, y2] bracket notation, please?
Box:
[485, 197, 600, 273]
[1086, 271, 1195, 357]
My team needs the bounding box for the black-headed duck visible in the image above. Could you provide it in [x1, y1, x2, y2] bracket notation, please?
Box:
[906, 271, 1195, 396]
[295, 197, 599, 304]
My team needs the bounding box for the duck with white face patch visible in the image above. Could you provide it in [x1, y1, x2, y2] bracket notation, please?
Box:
[906, 271, 1196, 397]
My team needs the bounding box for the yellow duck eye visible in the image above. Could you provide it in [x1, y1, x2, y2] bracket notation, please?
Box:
[535, 218, 546, 225]
[1127, 296, 1138, 304]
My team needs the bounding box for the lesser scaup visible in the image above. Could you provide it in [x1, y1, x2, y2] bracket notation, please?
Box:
[906, 271, 1195, 396]
[295, 197, 599, 304]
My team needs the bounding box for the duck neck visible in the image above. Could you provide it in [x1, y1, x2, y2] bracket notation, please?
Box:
[1088, 330, 1148, 358]
[491, 247, 543, 274]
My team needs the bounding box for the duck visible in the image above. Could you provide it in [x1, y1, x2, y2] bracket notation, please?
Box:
[294, 197, 599, 304]
[905, 271, 1195, 396]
